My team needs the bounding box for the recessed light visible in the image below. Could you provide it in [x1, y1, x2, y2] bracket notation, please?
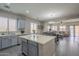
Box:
[26, 10, 30, 13]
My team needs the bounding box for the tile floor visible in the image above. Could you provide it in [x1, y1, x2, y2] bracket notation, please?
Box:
[0, 36, 79, 56]
[55, 37, 79, 56]
[0, 45, 22, 56]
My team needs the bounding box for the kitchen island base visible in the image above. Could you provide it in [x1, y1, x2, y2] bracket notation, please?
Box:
[20, 35, 55, 56]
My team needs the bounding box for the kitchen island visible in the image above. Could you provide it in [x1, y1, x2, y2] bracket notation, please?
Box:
[19, 34, 56, 56]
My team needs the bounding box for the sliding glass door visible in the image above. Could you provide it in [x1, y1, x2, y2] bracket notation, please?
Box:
[69, 25, 79, 37]
[69, 25, 75, 37]
[0, 16, 17, 33]
[75, 26, 79, 37]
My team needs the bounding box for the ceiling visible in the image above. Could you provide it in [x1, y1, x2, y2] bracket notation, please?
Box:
[0, 3, 79, 21]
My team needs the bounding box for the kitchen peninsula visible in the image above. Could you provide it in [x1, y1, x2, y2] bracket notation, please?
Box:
[19, 34, 56, 56]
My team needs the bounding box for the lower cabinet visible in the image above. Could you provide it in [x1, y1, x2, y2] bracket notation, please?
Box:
[22, 41, 28, 55]
[11, 36, 17, 45]
[22, 40, 38, 56]
[28, 44, 38, 56]
[2, 37, 7, 48]
[7, 37, 12, 47]
[0, 36, 18, 49]
[2, 37, 12, 48]
[0, 38, 1, 49]
[17, 37, 22, 44]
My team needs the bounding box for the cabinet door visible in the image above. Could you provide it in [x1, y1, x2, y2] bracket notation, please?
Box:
[22, 41, 28, 55]
[28, 44, 38, 56]
[22, 40, 38, 56]
[17, 37, 22, 44]
[2, 37, 7, 48]
[0, 38, 2, 49]
[11, 36, 17, 45]
[28, 41, 38, 56]
[6, 37, 12, 47]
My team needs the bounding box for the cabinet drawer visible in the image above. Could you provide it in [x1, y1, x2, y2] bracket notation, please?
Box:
[28, 44, 38, 56]
[28, 41, 38, 47]
[28, 50, 38, 56]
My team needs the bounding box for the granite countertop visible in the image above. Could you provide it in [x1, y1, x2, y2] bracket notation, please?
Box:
[0, 33, 28, 37]
[19, 34, 56, 45]
[0, 34, 9, 37]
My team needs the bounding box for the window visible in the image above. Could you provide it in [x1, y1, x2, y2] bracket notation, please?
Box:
[9, 18, 17, 31]
[47, 25, 51, 31]
[59, 26, 66, 31]
[0, 17, 8, 32]
[31, 23, 37, 33]
[0, 16, 17, 32]
[52, 26, 57, 31]
[47, 25, 57, 31]
[69, 26, 75, 37]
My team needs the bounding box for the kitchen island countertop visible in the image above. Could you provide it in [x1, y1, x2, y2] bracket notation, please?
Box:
[19, 34, 56, 45]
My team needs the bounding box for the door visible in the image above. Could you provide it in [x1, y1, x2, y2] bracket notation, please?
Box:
[69, 25, 75, 37]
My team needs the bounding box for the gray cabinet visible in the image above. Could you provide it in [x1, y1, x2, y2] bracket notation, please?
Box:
[0, 36, 18, 49]
[0, 38, 1, 49]
[1, 36, 12, 48]
[17, 37, 22, 44]
[28, 44, 38, 56]
[10, 36, 17, 45]
[22, 41, 28, 55]
[2, 37, 7, 48]
[2, 37, 11, 48]
[22, 40, 38, 56]
[6, 37, 12, 47]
